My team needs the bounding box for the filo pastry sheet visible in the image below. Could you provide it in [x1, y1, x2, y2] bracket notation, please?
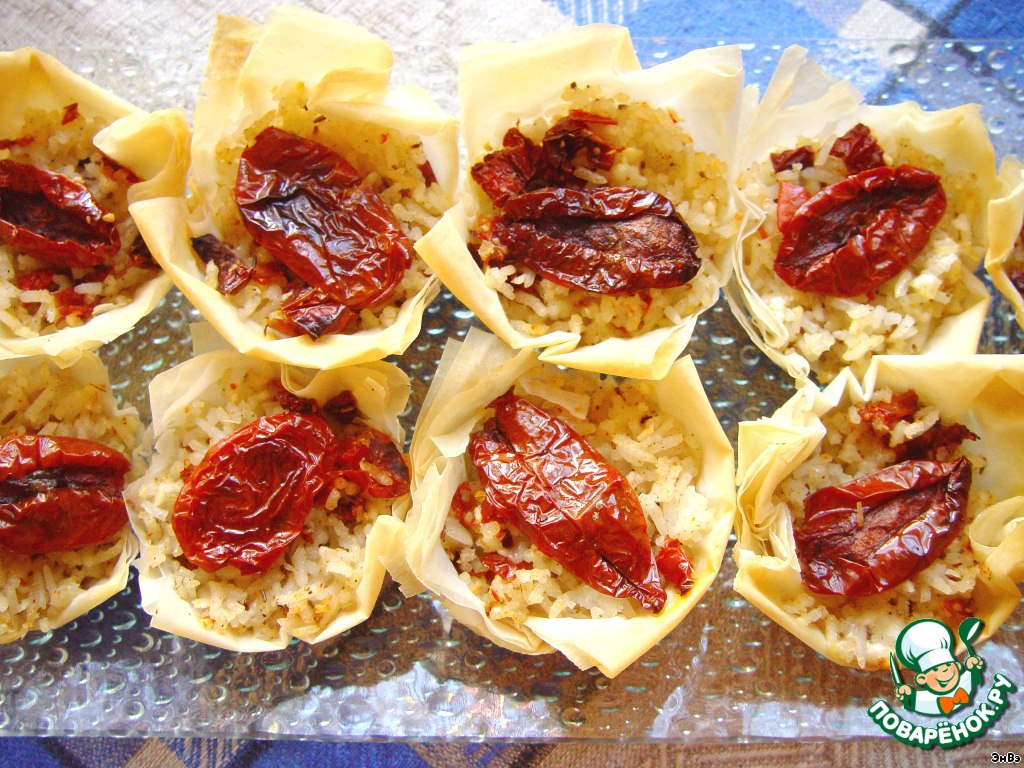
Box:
[0, 48, 188, 365]
[378, 329, 735, 677]
[415, 25, 745, 379]
[726, 45, 997, 384]
[733, 355, 1024, 669]
[985, 156, 1024, 330]
[0, 353, 142, 642]
[124, 349, 410, 651]
[130, 5, 458, 370]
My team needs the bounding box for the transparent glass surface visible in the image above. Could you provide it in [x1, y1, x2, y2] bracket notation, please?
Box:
[0, 40, 1022, 741]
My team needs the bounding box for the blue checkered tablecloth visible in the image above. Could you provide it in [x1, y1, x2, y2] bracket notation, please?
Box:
[2, 0, 1022, 766]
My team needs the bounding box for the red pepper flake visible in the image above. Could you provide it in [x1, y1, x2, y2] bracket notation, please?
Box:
[61, 102, 80, 125]
[418, 162, 437, 186]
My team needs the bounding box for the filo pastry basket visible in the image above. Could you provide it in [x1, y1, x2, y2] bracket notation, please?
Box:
[379, 329, 735, 677]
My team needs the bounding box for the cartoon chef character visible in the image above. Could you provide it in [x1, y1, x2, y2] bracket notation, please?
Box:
[894, 618, 984, 716]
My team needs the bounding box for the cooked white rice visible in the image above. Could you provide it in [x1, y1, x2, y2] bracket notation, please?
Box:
[441, 369, 710, 625]
[740, 135, 980, 382]
[0, 107, 158, 338]
[128, 364, 398, 643]
[471, 85, 738, 346]
[0, 361, 140, 643]
[773, 388, 988, 668]
[193, 83, 448, 336]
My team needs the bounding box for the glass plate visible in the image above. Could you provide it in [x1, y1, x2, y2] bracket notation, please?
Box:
[0, 40, 1022, 741]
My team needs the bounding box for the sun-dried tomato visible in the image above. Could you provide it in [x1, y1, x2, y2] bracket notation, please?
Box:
[126, 234, 157, 271]
[776, 180, 811, 234]
[655, 539, 694, 595]
[191, 234, 253, 295]
[471, 112, 618, 208]
[321, 392, 356, 425]
[488, 185, 700, 296]
[859, 390, 921, 434]
[794, 457, 971, 596]
[470, 128, 543, 207]
[54, 287, 94, 322]
[0, 434, 130, 554]
[269, 381, 320, 414]
[895, 422, 978, 462]
[15, 267, 59, 291]
[476, 552, 527, 582]
[173, 411, 339, 574]
[451, 481, 478, 527]
[829, 123, 885, 175]
[98, 154, 142, 185]
[0, 137, 33, 150]
[540, 110, 619, 184]
[858, 390, 977, 461]
[330, 426, 410, 501]
[267, 285, 358, 340]
[251, 260, 292, 288]
[468, 389, 666, 612]
[771, 145, 815, 173]
[0, 159, 120, 268]
[234, 127, 413, 309]
[775, 165, 946, 297]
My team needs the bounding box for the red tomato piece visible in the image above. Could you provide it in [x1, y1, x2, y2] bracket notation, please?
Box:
[234, 127, 413, 309]
[0, 159, 120, 268]
[489, 185, 701, 295]
[794, 458, 970, 596]
[775, 180, 811, 234]
[0, 434, 130, 554]
[655, 538, 694, 595]
[191, 234, 253, 295]
[774, 165, 946, 297]
[771, 145, 815, 173]
[267, 285, 358, 340]
[330, 427, 410, 500]
[172, 412, 339, 575]
[468, 389, 666, 612]
[829, 122, 885, 175]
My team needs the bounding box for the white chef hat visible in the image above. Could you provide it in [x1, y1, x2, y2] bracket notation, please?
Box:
[896, 618, 957, 673]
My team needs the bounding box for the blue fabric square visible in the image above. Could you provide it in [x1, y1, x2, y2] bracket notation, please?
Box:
[246, 742, 429, 768]
[3, 738, 73, 768]
[948, 0, 1024, 37]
